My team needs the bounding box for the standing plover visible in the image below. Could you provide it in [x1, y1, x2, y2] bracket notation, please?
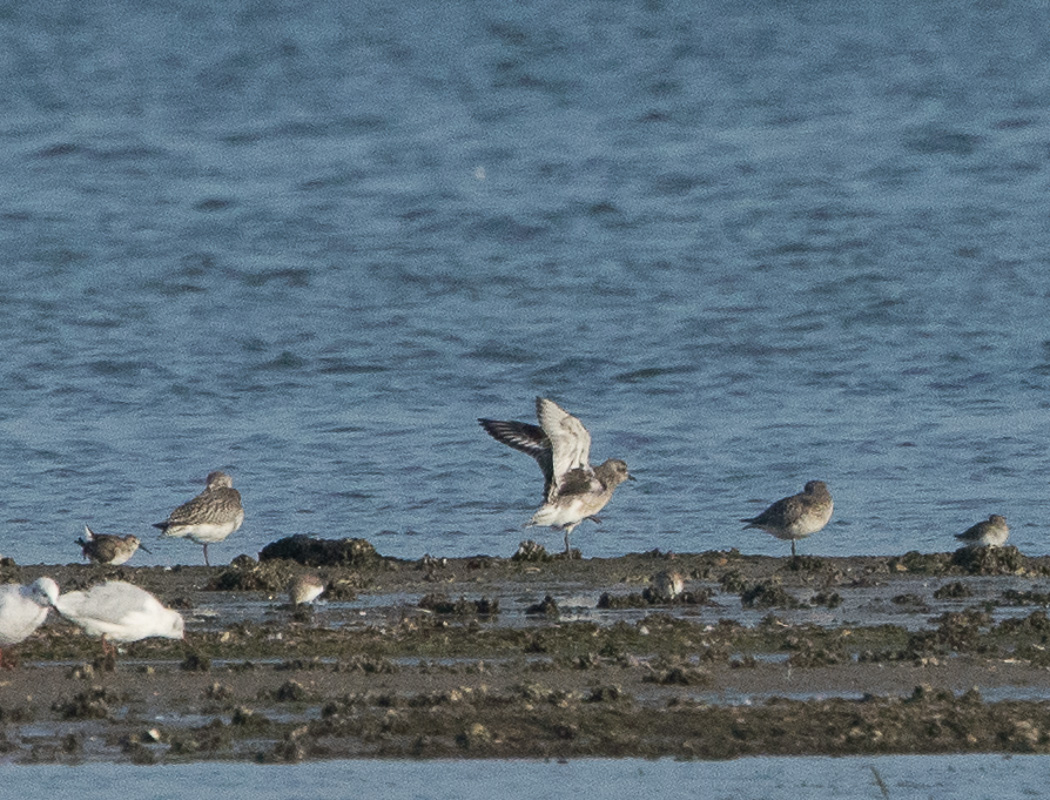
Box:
[77, 525, 149, 566]
[479, 397, 634, 555]
[955, 514, 1009, 548]
[741, 480, 834, 558]
[154, 471, 244, 566]
[0, 578, 58, 668]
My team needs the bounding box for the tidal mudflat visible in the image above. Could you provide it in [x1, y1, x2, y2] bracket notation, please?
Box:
[3, 540, 1050, 763]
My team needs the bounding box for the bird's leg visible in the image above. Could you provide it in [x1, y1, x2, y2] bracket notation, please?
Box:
[790, 540, 797, 560]
[203, 544, 210, 567]
[99, 636, 117, 672]
[564, 529, 571, 555]
[586, 516, 602, 524]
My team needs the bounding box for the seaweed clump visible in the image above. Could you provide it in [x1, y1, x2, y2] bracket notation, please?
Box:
[259, 536, 382, 568]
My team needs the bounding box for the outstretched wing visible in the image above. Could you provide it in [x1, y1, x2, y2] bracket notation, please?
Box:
[478, 418, 555, 499]
[535, 397, 592, 492]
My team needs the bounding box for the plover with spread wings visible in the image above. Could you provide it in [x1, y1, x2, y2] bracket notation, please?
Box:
[77, 525, 149, 566]
[955, 514, 1009, 549]
[741, 480, 833, 558]
[479, 397, 634, 555]
[154, 471, 244, 566]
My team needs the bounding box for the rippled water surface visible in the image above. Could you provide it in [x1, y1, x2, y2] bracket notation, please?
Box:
[2, 0, 1050, 567]
[6, 756, 1048, 800]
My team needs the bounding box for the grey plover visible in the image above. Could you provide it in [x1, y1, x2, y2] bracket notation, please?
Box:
[479, 397, 634, 555]
[77, 525, 149, 566]
[741, 480, 834, 558]
[649, 570, 685, 602]
[0, 578, 58, 668]
[50, 580, 184, 660]
[154, 471, 244, 566]
[288, 574, 325, 606]
[955, 514, 1009, 549]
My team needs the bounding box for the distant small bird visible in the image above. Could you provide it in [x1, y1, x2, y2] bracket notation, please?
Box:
[154, 471, 244, 566]
[648, 570, 685, 602]
[479, 397, 635, 555]
[741, 480, 834, 558]
[50, 580, 184, 661]
[288, 574, 325, 606]
[0, 578, 58, 668]
[955, 514, 1009, 549]
[77, 525, 149, 566]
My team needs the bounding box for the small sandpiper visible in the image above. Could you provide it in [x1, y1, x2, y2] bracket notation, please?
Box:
[741, 480, 834, 558]
[0, 578, 58, 668]
[648, 570, 685, 602]
[77, 525, 149, 566]
[479, 397, 635, 555]
[154, 471, 244, 566]
[288, 574, 325, 606]
[955, 514, 1009, 549]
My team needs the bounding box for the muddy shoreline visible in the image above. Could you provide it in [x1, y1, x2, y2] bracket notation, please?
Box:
[4, 543, 1050, 763]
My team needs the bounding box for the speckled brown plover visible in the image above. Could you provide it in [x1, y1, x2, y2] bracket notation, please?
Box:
[154, 471, 244, 566]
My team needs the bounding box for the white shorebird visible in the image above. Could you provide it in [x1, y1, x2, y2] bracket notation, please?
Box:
[479, 397, 634, 555]
[288, 574, 325, 606]
[51, 580, 184, 660]
[77, 525, 149, 566]
[154, 471, 244, 566]
[741, 480, 834, 558]
[0, 577, 58, 668]
[955, 514, 1009, 549]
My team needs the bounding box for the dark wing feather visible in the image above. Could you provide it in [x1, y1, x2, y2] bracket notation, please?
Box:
[478, 418, 555, 499]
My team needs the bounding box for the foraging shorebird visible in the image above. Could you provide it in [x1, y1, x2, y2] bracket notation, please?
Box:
[479, 397, 634, 555]
[741, 480, 834, 558]
[50, 580, 184, 661]
[648, 570, 685, 602]
[288, 574, 325, 606]
[77, 525, 149, 566]
[0, 578, 58, 668]
[154, 471, 244, 566]
[955, 514, 1009, 549]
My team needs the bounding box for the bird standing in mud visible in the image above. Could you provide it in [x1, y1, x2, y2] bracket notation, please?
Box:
[741, 480, 834, 558]
[154, 471, 244, 566]
[955, 514, 1009, 549]
[77, 525, 149, 566]
[479, 397, 634, 555]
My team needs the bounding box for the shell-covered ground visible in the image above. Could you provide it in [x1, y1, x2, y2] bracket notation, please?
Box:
[3, 539, 1050, 763]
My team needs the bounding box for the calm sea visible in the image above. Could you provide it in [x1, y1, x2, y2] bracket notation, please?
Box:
[2, 0, 1049, 568]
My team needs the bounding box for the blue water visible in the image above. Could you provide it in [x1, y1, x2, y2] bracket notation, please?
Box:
[5, 756, 1046, 800]
[2, 0, 1049, 567]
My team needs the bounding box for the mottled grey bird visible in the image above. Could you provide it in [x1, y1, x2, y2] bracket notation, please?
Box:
[288, 574, 325, 606]
[955, 514, 1009, 549]
[741, 480, 834, 558]
[154, 471, 244, 566]
[648, 570, 685, 602]
[77, 525, 149, 566]
[479, 397, 634, 555]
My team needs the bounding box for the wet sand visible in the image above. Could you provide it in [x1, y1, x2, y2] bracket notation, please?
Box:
[4, 542, 1050, 763]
